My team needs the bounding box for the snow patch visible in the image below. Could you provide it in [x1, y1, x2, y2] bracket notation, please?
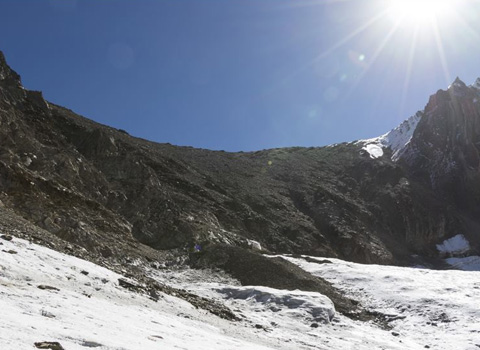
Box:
[362, 144, 384, 159]
[358, 112, 422, 161]
[247, 239, 262, 251]
[445, 256, 480, 271]
[436, 234, 470, 255]
[218, 286, 335, 324]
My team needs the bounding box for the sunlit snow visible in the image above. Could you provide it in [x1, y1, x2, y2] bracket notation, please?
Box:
[1, 237, 480, 350]
[218, 286, 335, 324]
[358, 112, 422, 161]
[0, 238, 275, 350]
[362, 144, 384, 159]
[284, 256, 480, 350]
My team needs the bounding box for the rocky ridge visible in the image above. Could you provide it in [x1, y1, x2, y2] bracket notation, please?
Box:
[0, 51, 479, 267]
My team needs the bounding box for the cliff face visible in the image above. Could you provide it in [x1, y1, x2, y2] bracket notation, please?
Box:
[0, 51, 478, 265]
[401, 79, 480, 207]
[396, 78, 480, 255]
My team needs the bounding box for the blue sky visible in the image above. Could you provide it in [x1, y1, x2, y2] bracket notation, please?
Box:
[2, 0, 480, 151]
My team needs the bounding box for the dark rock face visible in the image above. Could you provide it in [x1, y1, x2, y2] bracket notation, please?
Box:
[0, 52, 21, 87]
[398, 78, 480, 253]
[0, 51, 478, 264]
[401, 79, 480, 197]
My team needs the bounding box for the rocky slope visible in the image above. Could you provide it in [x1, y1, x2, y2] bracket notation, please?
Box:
[0, 50, 478, 265]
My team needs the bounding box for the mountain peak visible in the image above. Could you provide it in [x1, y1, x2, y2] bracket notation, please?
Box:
[0, 51, 22, 87]
[448, 76, 467, 90]
[471, 77, 480, 90]
[453, 76, 464, 83]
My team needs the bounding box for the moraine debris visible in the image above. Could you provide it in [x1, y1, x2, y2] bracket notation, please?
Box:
[0, 234, 13, 241]
[37, 285, 60, 291]
[34, 341, 65, 350]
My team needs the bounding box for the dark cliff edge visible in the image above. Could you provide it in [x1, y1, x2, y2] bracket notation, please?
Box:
[1, 51, 478, 266]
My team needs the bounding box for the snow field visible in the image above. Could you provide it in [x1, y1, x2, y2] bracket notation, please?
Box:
[284, 256, 480, 350]
[0, 237, 277, 350]
[2, 236, 480, 350]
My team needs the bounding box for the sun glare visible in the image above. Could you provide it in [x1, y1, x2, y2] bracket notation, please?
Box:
[389, 0, 453, 23]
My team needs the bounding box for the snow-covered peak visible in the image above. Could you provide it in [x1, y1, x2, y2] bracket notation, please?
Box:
[448, 77, 467, 90]
[448, 77, 471, 97]
[470, 77, 480, 90]
[358, 111, 422, 161]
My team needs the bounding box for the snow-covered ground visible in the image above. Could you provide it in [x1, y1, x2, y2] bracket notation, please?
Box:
[284, 256, 480, 350]
[1, 236, 480, 350]
[0, 237, 277, 350]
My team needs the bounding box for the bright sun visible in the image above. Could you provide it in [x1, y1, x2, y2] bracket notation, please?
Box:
[389, 0, 453, 23]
